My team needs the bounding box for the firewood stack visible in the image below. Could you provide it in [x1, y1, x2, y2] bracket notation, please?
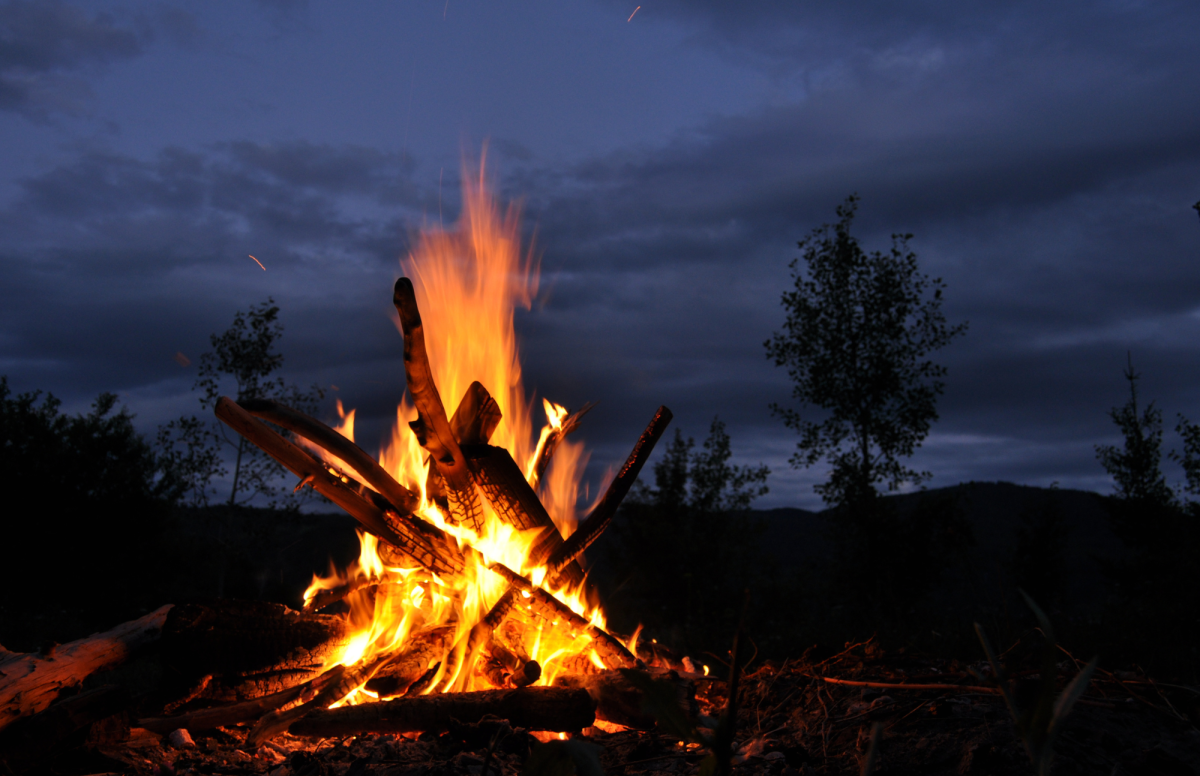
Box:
[2, 276, 679, 747]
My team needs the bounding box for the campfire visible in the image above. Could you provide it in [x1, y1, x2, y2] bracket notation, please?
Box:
[169, 173, 674, 742]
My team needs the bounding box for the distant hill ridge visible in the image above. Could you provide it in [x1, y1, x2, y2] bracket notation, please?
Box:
[754, 481, 1121, 612]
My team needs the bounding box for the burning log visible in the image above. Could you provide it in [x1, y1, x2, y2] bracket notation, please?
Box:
[214, 397, 465, 578]
[364, 626, 456, 697]
[239, 397, 420, 515]
[247, 653, 394, 745]
[0, 605, 171, 732]
[486, 564, 635, 668]
[159, 601, 348, 702]
[530, 402, 594, 490]
[394, 277, 486, 532]
[451, 380, 503, 446]
[538, 405, 673, 578]
[287, 686, 595, 737]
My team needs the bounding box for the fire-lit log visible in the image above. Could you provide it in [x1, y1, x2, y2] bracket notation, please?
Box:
[0, 605, 172, 732]
[464, 444, 585, 586]
[364, 626, 455, 697]
[486, 564, 635, 668]
[530, 402, 594, 490]
[215, 397, 465, 578]
[137, 677, 316, 734]
[393, 277, 486, 532]
[247, 653, 393, 745]
[239, 397, 420, 515]
[451, 380, 503, 446]
[288, 686, 595, 737]
[159, 601, 347, 703]
[555, 669, 696, 730]
[539, 405, 672, 578]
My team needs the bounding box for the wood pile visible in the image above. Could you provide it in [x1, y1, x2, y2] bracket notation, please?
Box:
[0, 276, 690, 766]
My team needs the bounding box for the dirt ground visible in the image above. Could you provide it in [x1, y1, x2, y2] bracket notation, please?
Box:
[6, 638, 1198, 776]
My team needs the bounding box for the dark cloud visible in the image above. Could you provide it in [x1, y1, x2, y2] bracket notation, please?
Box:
[0, 0, 152, 117]
[3, 2, 1200, 509]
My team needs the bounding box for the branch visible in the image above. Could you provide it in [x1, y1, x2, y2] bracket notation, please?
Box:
[540, 405, 672, 577]
[239, 398, 420, 514]
[214, 397, 464, 578]
[287, 686, 595, 737]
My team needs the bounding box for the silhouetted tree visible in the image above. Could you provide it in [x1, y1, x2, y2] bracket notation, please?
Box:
[1094, 353, 1174, 512]
[605, 418, 768, 654]
[764, 195, 967, 510]
[157, 299, 324, 509]
[0, 377, 177, 623]
[1095, 356, 1200, 678]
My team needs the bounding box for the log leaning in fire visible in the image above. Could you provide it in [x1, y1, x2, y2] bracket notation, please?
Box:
[288, 686, 595, 737]
[451, 380, 503, 446]
[214, 397, 464, 578]
[487, 564, 635, 668]
[0, 605, 172, 732]
[239, 397, 420, 515]
[394, 277, 486, 533]
[530, 402, 595, 490]
[540, 405, 673, 579]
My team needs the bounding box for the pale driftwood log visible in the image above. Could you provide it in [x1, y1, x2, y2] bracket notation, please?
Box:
[288, 686, 595, 737]
[0, 605, 171, 732]
[555, 669, 695, 730]
[540, 405, 672, 579]
[215, 397, 465, 578]
[239, 397, 420, 515]
[393, 277, 486, 533]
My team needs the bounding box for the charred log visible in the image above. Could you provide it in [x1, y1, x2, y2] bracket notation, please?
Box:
[555, 669, 695, 730]
[288, 686, 595, 737]
[159, 601, 346, 703]
[215, 397, 464, 578]
[530, 402, 594, 489]
[541, 405, 672, 578]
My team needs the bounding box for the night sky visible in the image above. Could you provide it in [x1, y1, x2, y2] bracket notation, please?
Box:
[2, 1, 1199, 510]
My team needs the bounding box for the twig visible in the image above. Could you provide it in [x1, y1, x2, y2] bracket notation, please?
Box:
[820, 677, 997, 693]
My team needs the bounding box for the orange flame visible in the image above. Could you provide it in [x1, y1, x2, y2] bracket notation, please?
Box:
[303, 162, 623, 700]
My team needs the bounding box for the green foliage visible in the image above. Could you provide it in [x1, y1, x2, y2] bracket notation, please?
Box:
[0, 377, 174, 616]
[765, 195, 967, 510]
[604, 418, 768, 653]
[157, 299, 324, 509]
[973, 592, 1097, 776]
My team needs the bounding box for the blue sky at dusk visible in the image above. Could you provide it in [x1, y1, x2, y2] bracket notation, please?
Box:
[2, 0, 1199, 509]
